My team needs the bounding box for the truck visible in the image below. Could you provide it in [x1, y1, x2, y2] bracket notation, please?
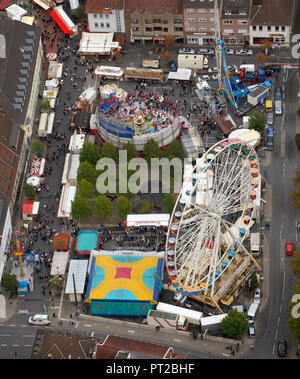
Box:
[250, 233, 260, 255]
[156, 302, 203, 325]
[142, 59, 160, 69]
[38, 113, 48, 138]
[199, 314, 228, 333]
[240, 67, 265, 82]
[247, 85, 269, 106]
[247, 302, 259, 324]
[124, 67, 164, 82]
[147, 310, 187, 331]
[177, 54, 209, 71]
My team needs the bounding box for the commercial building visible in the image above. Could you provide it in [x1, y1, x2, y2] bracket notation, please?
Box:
[183, 0, 220, 46]
[85, 0, 125, 34]
[0, 20, 43, 213]
[0, 197, 12, 281]
[124, 0, 184, 44]
[221, 0, 251, 45]
[250, 0, 296, 46]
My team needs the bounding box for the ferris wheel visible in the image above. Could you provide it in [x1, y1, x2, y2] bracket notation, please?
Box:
[165, 138, 261, 309]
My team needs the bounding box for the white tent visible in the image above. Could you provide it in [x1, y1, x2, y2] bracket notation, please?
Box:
[167, 69, 192, 81]
[50, 251, 69, 276]
[6, 4, 27, 21]
[69, 0, 79, 10]
[126, 214, 170, 227]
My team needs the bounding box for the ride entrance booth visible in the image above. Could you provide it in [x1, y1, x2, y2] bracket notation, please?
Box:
[22, 200, 40, 222]
[126, 214, 170, 228]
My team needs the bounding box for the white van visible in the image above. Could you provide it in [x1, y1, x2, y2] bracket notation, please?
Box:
[29, 314, 51, 325]
[247, 302, 259, 325]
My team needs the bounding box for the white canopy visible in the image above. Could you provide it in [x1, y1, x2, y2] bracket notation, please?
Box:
[167, 69, 192, 81]
[127, 214, 170, 227]
[79, 32, 120, 55]
[65, 259, 88, 294]
[50, 251, 69, 276]
[6, 4, 27, 21]
[95, 66, 123, 77]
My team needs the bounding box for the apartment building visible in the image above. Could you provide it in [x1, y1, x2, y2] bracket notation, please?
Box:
[85, 0, 125, 34]
[221, 0, 251, 45]
[124, 0, 184, 44]
[250, 0, 296, 47]
[183, 0, 220, 46]
[0, 20, 43, 214]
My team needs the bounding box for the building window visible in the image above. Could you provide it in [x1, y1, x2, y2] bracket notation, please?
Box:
[163, 28, 168, 32]
[153, 27, 162, 31]
[132, 19, 139, 24]
[282, 26, 285, 31]
[198, 9, 205, 13]
[99, 14, 103, 18]
[275, 26, 279, 31]
[188, 27, 195, 32]
[145, 27, 152, 32]
[174, 27, 183, 31]
[199, 27, 206, 32]
[153, 19, 162, 23]
[187, 9, 194, 13]
[163, 20, 168, 24]
[223, 20, 232, 25]
[199, 18, 206, 23]
[238, 20, 247, 25]
[101, 23, 104, 27]
[106, 23, 110, 28]
[132, 27, 140, 32]
[105, 14, 109, 19]
[94, 22, 99, 27]
[267, 26, 271, 31]
[187, 18, 195, 23]
[145, 19, 151, 24]
[94, 14, 97, 18]
[174, 18, 182, 23]
[259, 26, 263, 31]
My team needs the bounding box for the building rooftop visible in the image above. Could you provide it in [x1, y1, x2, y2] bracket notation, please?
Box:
[125, 0, 183, 15]
[85, 0, 123, 13]
[183, 0, 219, 10]
[250, 0, 295, 26]
[222, 0, 251, 18]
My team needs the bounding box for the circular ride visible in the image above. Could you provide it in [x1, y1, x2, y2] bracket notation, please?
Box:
[165, 138, 261, 311]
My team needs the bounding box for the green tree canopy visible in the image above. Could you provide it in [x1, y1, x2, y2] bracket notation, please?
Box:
[249, 111, 266, 133]
[221, 309, 248, 340]
[77, 161, 99, 185]
[79, 142, 100, 165]
[94, 194, 113, 218]
[249, 272, 259, 291]
[287, 278, 300, 343]
[143, 138, 162, 164]
[40, 98, 50, 112]
[78, 178, 94, 198]
[31, 140, 44, 156]
[289, 251, 300, 278]
[116, 195, 132, 219]
[295, 134, 300, 151]
[23, 183, 35, 200]
[138, 199, 154, 214]
[74, 5, 86, 19]
[162, 193, 176, 214]
[290, 170, 300, 208]
[71, 194, 92, 219]
[1, 273, 19, 294]
[122, 142, 139, 161]
[165, 140, 185, 161]
[101, 142, 119, 163]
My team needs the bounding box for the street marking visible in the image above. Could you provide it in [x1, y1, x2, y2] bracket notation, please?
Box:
[84, 324, 92, 327]
[128, 330, 136, 334]
[0, 344, 8, 347]
[23, 335, 35, 338]
[0, 335, 10, 337]
[173, 339, 181, 342]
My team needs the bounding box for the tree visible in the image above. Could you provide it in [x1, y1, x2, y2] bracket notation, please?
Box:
[289, 251, 300, 278]
[71, 194, 92, 219]
[295, 134, 300, 151]
[94, 194, 113, 218]
[122, 142, 139, 161]
[101, 142, 119, 162]
[249, 272, 259, 291]
[287, 278, 300, 343]
[23, 183, 35, 200]
[74, 5, 85, 20]
[297, 107, 300, 117]
[163, 193, 176, 214]
[78, 179, 94, 198]
[143, 138, 162, 165]
[116, 195, 132, 219]
[40, 98, 50, 112]
[290, 170, 300, 208]
[77, 161, 98, 185]
[31, 140, 44, 156]
[221, 309, 248, 340]
[80, 142, 100, 165]
[255, 52, 267, 63]
[139, 199, 153, 214]
[249, 111, 266, 133]
[1, 273, 19, 294]
[165, 140, 185, 161]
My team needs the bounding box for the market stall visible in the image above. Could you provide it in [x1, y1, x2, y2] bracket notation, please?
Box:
[126, 214, 170, 227]
[22, 200, 40, 221]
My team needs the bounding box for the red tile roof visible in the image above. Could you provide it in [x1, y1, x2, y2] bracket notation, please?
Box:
[85, 0, 123, 13]
[125, 0, 183, 15]
[0, 0, 10, 10]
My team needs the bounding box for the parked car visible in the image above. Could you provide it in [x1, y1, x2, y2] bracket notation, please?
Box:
[198, 48, 214, 56]
[253, 288, 261, 304]
[285, 242, 294, 256]
[29, 314, 51, 326]
[225, 48, 234, 55]
[212, 74, 219, 80]
[236, 49, 253, 55]
[201, 75, 210, 80]
[248, 325, 256, 338]
[179, 47, 195, 54]
[208, 67, 218, 73]
[169, 60, 177, 72]
[267, 112, 274, 126]
[265, 64, 281, 72]
[277, 340, 287, 357]
[267, 127, 275, 137]
[266, 135, 274, 151]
